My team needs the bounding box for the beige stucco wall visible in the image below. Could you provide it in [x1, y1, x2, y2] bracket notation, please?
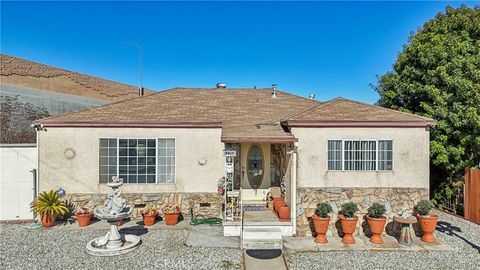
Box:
[38, 127, 224, 194]
[291, 127, 430, 189]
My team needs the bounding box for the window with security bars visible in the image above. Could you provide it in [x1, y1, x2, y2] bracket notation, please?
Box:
[98, 138, 176, 184]
[378, 140, 393, 170]
[327, 140, 393, 171]
[327, 140, 342, 170]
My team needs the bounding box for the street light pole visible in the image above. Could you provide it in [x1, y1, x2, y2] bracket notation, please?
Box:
[122, 41, 143, 95]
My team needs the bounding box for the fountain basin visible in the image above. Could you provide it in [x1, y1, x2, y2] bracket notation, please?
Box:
[86, 234, 140, 256]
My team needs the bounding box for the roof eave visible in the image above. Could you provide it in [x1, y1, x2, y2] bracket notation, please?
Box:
[221, 136, 297, 143]
[36, 121, 223, 128]
[285, 120, 435, 128]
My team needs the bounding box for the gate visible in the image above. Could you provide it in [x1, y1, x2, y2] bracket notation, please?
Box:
[464, 168, 480, 224]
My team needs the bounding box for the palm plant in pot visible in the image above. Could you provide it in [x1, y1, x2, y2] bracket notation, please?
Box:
[162, 204, 180, 225]
[30, 190, 68, 228]
[312, 202, 333, 244]
[416, 199, 438, 243]
[141, 206, 158, 226]
[339, 202, 359, 244]
[367, 202, 387, 244]
[75, 207, 92, 227]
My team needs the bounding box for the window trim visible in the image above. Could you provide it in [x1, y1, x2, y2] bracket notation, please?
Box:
[326, 139, 394, 172]
[99, 137, 177, 184]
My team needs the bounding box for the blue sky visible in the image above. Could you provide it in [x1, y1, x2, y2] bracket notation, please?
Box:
[1, 1, 478, 103]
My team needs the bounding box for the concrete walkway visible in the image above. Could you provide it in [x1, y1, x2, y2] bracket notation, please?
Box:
[243, 251, 287, 270]
[186, 225, 239, 248]
[283, 234, 454, 254]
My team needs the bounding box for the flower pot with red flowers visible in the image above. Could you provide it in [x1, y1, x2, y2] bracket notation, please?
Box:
[339, 202, 359, 244]
[30, 190, 68, 228]
[141, 206, 158, 226]
[367, 202, 387, 244]
[278, 204, 290, 220]
[75, 207, 93, 227]
[163, 204, 180, 225]
[416, 200, 439, 243]
[312, 202, 333, 244]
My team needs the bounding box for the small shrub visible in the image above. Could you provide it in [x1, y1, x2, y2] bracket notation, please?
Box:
[30, 190, 68, 216]
[315, 202, 333, 218]
[368, 202, 386, 218]
[341, 202, 358, 218]
[416, 200, 434, 216]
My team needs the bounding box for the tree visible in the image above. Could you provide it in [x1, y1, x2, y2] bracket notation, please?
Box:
[0, 96, 50, 143]
[373, 6, 480, 206]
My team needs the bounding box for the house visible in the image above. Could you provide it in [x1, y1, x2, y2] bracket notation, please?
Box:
[34, 85, 435, 237]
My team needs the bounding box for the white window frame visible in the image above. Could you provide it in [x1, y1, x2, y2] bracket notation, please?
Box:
[326, 139, 394, 172]
[99, 137, 177, 184]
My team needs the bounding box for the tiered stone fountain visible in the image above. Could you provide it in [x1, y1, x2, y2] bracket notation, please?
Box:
[86, 177, 140, 256]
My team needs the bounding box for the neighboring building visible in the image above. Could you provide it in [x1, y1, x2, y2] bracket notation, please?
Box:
[0, 53, 153, 115]
[34, 86, 436, 238]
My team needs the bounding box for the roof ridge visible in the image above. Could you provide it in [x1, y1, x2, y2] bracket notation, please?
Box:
[281, 97, 337, 121]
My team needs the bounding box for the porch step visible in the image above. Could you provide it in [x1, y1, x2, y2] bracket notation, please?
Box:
[242, 200, 267, 211]
[242, 227, 283, 250]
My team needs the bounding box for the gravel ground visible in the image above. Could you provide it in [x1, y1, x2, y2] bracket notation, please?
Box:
[0, 226, 242, 270]
[287, 210, 480, 270]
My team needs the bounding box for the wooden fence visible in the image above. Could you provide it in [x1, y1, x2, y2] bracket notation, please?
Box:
[464, 168, 480, 224]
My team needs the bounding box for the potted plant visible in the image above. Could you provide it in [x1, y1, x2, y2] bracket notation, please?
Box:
[416, 199, 438, 243]
[277, 203, 290, 220]
[141, 206, 158, 226]
[162, 204, 180, 225]
[367, 202, 387, 244]
[75, 207, 92, 227]
[339, 202, 359, 244]
[30, 190, 68, 228]
[312, 202, 333, 244]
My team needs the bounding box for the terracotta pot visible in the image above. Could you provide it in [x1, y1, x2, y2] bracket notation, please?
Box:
[273, 197, 285, 212]
[218, 187, 224, 195]
[367, 215, 387, 244]
[75, 212, 92, 227]
[164, 213, 179, 225]
[312, 214, 330, 244]
[417, 214, 439, 243]
[339, 214, 358, 244]
[40, 214, 56, 228]
[143, 213, 157, 226]
[278, 205, 290, 220]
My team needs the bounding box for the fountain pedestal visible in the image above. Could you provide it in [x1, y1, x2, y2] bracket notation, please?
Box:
[86, 177, 141, 256]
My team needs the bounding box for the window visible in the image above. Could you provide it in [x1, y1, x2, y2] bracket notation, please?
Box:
[378, 140, 393, 170]
[99, 138, 175, 184]
[157, 139, 175, 184]
[344, 141, 377, 171]
[99, 138, 118, 183]
[327, 140, 393, 171]
[327, 140, 342, 170]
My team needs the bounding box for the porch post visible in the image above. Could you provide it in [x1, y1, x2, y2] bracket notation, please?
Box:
[291, 142, 298, 236]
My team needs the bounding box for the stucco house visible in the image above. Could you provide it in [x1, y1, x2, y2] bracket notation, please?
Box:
[34, 85, 436, 237]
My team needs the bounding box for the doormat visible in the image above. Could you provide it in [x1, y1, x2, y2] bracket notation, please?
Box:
[246, 249, 282, 259]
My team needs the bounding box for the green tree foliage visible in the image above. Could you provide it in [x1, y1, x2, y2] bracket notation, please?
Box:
[374, 6, 480, 205]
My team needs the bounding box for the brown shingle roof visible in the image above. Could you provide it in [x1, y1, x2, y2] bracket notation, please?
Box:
[1, 54, 154, 101]
[285, 97, 436, 126]
[37, 89, 436, 141]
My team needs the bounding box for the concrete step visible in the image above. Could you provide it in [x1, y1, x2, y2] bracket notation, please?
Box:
[242, 227, 283, 250]
[242, 200, 267, 211]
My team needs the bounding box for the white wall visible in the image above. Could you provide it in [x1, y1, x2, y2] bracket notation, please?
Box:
[38, 127, 224, 194]
[292, 127, 430, 188]
[0, 144, 37, 221]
